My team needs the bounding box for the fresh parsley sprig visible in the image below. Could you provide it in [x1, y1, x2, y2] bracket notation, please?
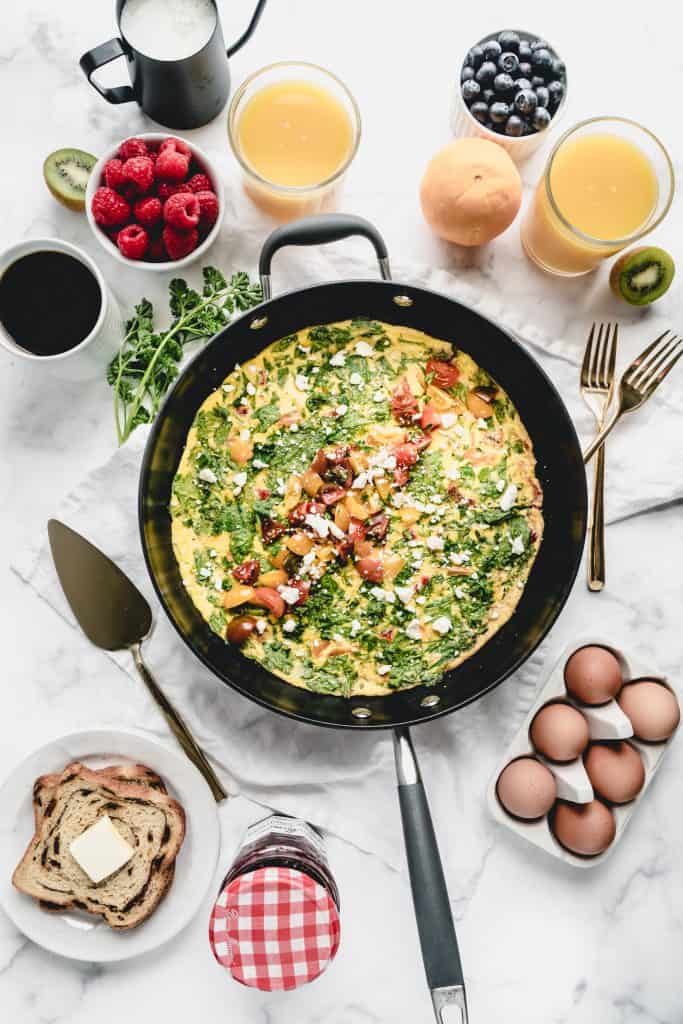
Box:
[107, 267, 262, 445]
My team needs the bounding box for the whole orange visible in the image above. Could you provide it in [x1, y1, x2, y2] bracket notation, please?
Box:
[420, 138, 522, 246]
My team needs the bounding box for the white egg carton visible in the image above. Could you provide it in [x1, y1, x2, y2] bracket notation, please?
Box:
[487, 635, 679, 868]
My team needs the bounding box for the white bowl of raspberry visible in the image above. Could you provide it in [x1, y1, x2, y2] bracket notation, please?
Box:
[85, 132, 224, 271]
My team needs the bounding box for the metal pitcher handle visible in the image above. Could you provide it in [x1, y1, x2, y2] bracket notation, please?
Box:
[79, 38, 135, 104]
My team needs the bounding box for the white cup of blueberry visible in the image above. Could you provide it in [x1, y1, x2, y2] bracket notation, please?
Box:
[452, 30, 567, 161]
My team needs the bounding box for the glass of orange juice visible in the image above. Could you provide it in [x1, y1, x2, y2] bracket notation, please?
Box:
[521, 117, 674, 276]
[227, 61, 361, 222]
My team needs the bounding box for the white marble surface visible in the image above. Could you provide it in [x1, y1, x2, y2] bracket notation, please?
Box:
[1, 2, 682, 1023]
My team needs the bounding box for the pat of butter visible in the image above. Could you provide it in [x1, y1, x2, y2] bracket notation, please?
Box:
[69, 815, 134, 884]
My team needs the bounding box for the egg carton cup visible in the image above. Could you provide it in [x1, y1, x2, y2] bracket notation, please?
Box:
[487, 635, 679, 868]
[450, 28, 567, 163]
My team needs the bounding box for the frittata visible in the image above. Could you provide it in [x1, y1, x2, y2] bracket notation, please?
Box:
[170, 319, 544, 697]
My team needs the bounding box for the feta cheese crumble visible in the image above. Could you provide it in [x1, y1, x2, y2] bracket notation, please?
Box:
[499, 483, 518, 512]
[355, 340, 374, 357]
[304, 513, 330, 538]
[278, 585, 301, 606]
[198, 467, 217, 484]
[431, 616, 452, 636]
[405, 619, 422, 641]
[330, 352, 346, 367]
[295, 374, 309, 392]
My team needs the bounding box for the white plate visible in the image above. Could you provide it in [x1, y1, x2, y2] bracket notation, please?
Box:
[0, 728, 220, 961]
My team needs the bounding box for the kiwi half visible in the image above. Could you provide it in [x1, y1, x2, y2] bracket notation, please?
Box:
[609, 246, 675, 306]
[43, 148, 96, 211]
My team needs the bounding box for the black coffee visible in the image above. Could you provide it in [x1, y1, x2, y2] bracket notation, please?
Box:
[0, 250, 102, 356]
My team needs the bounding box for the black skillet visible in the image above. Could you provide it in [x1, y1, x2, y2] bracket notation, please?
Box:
[140, 215, 587, 1022]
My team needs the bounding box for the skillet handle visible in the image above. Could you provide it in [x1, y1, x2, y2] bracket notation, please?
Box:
[394, 727, 468, 1024]
[259, 214, 392, 299]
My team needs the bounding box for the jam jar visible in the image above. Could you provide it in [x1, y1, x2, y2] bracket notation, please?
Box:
[209, 814, 341, 991]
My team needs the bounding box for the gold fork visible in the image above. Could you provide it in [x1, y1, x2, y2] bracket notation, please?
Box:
[584, 330, 683, 463]
[581, 323, 618, 591]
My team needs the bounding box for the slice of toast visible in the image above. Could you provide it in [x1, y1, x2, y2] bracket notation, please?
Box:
[13, 762, 185, 930]
[33, 764, 171, 914]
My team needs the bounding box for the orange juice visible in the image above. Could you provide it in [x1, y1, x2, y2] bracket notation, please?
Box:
[238, 80, 353, 187]
[230, 70, 358, 221]
[522, 133, 659, 275]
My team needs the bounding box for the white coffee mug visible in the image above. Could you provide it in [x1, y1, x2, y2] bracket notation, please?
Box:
[0, 238, 121, 381]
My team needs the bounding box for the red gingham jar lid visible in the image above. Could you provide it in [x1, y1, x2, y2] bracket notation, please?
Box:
[209, 866, 341, 991]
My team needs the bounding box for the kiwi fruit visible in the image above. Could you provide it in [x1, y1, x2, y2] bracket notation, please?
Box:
[609, 246, 675, 306]
[43, 148, 97, 211]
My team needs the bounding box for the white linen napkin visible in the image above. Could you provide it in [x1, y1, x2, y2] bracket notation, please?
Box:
[11, 249, 683, 897]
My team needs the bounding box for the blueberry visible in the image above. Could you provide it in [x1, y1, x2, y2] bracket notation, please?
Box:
[531, 48, 554, 77]
[482, 88, 495, 105]
[482, 39, 502, 62]
[493, 72, 515, 95]
[470, 101, 489, 124]
[462, 79, 481, 105]
[518, 41, 532, 61]
[533, 107, 552, 131]
[547, 79, 565, 108]
[518, 61, 532, 78]
[505, 115, 524, 137]
[489, 101, 510, 124]
[534, 85, 549, 109]
[475, 61, 498, 86]
[466, 44, 484, 70]
[514, 88, 537, 116]
[552, 58, 566, 79]
[461, 65, 475, 83]
[497, 30, 521, 53]
[498, 51, 519, 75]
[531, 75, 545, 89]
[516, 78, 532, 93]
[530, 38, 550, 51]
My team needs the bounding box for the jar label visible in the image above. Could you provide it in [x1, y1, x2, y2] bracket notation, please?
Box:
[242, 814, 328, 860]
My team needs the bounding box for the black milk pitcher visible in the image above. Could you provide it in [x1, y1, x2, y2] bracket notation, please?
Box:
[80, 0, 267, 130]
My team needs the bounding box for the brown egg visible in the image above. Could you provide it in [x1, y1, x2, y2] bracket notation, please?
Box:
[552, 800, 616, 857]
[496, 756, 557, 821]
[584, 742, 645, 804]
[618, 680, 680, 742]
[530, 702, 590, 762]
[564, 645, 623, 705]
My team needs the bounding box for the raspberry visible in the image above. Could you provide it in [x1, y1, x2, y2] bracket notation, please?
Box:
[163, 191, 200, 230]
[195, 190, 219, 229]
[134, 196, 162, 226]
[91, 186, 130, 227]
[159, 136, 192, 158]
[186, 172, 212, 193]
[162, 224, 199, 260]
[118, 137, 148, 160]
[155, 148, 190, 182]
[122, 155, 155, 193]
[103, 158, 125, 191]
[117, 223, 149, 260]
[147, 236, 167, 262]
[156, 182, 187, 200]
